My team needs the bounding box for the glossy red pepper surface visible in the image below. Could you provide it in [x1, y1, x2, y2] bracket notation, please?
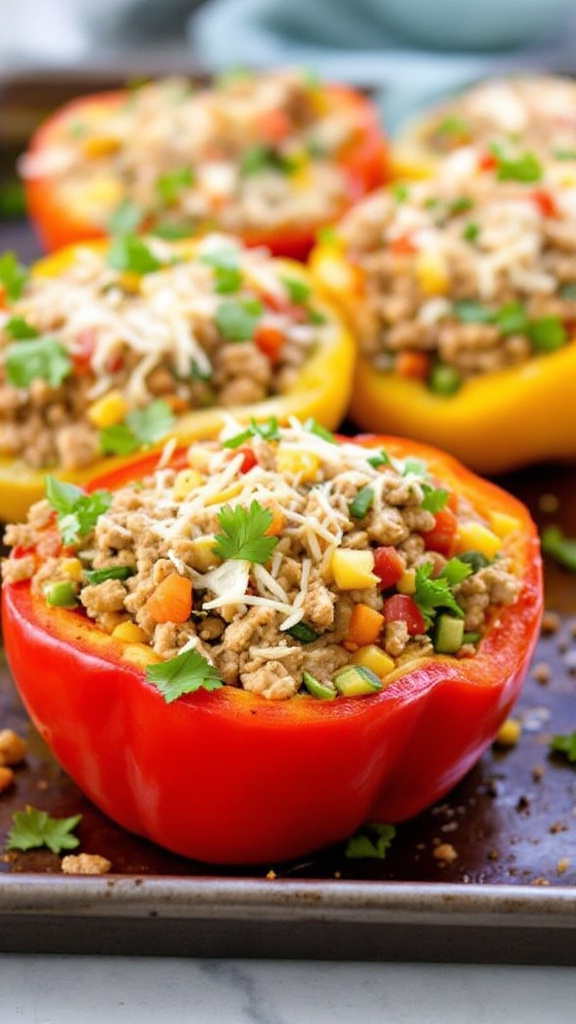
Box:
[2, 437, 543, 864]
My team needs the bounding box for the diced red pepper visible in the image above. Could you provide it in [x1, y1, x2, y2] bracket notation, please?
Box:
[390, 233, 417, 257]
[71, 329, 96, 376]
[382, 593, 426, 635]
[237, 446, 258, 473]
[373, 546, 404, 589]
[255, 324, 286, 363]
[478, 151, 497, 172]
[530, 189, 558, 218]
[421, 507, 459, 557]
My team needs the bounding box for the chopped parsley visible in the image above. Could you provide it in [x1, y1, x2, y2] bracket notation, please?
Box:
[5, 336, 71, 389]
[549, 731, 576, 764]
[100, 399, 175, 456]
[45, 477, 112, 545]
[0, 251, 27, 301]
[496, 301, 530, 336]
[146, 649, 223, 703]
[413, 558, 472, 628]
[213, 501, 279, 564]
[222, 416, 281, 449]
[106, 235, 164, 275]
[215, 297, 263, 341]
[86, 565, 135, 585]
[5, 807, 82, 854]
[528, 315, 567, 353]
[107, 199, 146, 235]
[489, 144, 543, 183]
[280, 275, 312, 305]
[156, 166, 195, 205]
[541, 525, 576, 572]
[199, 246, 243, 294]
[421, 484, 449, 513]
[4, 316, 39, 340]
[345, 823, 396, 860]
[462, 222, 480, 242]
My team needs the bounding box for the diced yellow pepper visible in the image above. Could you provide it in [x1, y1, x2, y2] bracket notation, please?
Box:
[489, 511, 521, 539]
[112, 622, 148, 643]
[457, 521, 502, 560]
[331, 548, 379, 590]
[61, 557, 83, 582]
[87, 390, 128, 429]
[118, 272, 142, 294]
[415, 250, 450, 296]
[396, 568, 416, 595]
[276, 449, 320, 483]
[204, 482, 243, 506]
[173, 469, 204, 501]
[352, 645, 395, 679]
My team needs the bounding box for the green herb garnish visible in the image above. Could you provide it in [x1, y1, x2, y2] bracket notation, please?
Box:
[45, 477, 112, 545]
[462, 222, 480, 242]
[156, 166, 195, 206]
[240, 146, 297, 176]
[199, 246, 243, 294]
[0, 252, 27, 301]
[421, 484, 449, 513]
[303, 418, 337, 443]
[106, 235, 163, 275]
[5, 807, 82, 854]
[146, 649, 223, 703]
[222, 417, 281, 449]
[549, 731, 576, 764]
[345, 823, 396, 860]
[528, 315, 567, 353]
[286, 622, 319, 644]
[99, 399, 175, 456]
[107, 199, 146, 235]
[541, 525, 576, 572]
[4, 316, 39, 340]
[413, 558, 471, 628]
[5, 336, 71, 389]
[213, 501, 279, 563]
[215, 297, 263, 341]
[86, 565, 135, 585]
[280, 275, 312, 305]
[490, 144, 543, 183]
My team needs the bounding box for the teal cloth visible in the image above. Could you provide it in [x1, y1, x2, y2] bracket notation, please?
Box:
[190, 0, 576, 134]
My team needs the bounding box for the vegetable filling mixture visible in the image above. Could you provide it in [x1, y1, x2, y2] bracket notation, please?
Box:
[3, 420, 522, 702]
[20, 71, 365, 237]
[337, 162, 576, 392]
[417, 76, 576, 160]
[0, 235, 326, 470]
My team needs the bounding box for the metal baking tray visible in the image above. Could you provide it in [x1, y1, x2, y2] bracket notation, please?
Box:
[1, 71, 576, 963]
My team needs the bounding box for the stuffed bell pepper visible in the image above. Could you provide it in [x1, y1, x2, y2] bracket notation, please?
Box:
[392, 74, 576, 180]
[312, 153, 576, 474]
[2, 418, 542, 864]
[20, 69, 389, 258]
[0, 232, 354, 522]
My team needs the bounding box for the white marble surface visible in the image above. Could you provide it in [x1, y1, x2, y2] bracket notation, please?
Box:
[1, 957, 575, 1022]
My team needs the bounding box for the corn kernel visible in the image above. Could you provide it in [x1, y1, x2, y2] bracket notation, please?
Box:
[314, 250, 360, 294]
[61, 557, 83, 582]
[112, 622, 148, 643]
[489, 511, 521, 539]
[173, 469, 204, 501]
[0, 766, 14, 793]
[415, 250, 450, 296]
[494, 717, 522, 748]
[87, 390, 128, 429]
[276, 449, 320, 483]
[121, 643, 160, 668]
[331, 548, 379, 590]
[118, 272, 141, 294]
[188, 535, 219, 572]
[457, 521, 502, 560]
[82, 135, 120, 159]
[352, 645, 395, 679]
[396, 568, 416, 595]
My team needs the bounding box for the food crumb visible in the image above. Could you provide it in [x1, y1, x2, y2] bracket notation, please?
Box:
[266, 870, 277, 880]
[0, 766, 15, 793]
[488, 848, 500, 861]
[334, 871, 341, 879]
[60, 853, 112, 875]
[531, 662, 551, 686]
[532, 764, 545, 783]
[549, 821, 568, 834]
[531, 877, 550, 886]
[0, 729, 28, 766]
[541, 611, 561, 636]
[538, 493, 559, 514]
[433, 843, 458, 864]
[494, 718, 522, 748]
[556, 858, 570, 875]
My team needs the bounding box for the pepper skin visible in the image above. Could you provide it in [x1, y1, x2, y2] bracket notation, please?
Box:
[0, 240, 355, 522]
[2, 436, 542, 865]
[22, 84, 389, 258]
[311, 239, 576, 475]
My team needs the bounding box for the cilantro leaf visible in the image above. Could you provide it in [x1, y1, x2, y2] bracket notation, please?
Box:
[5, 336, 71, 389]
[156, 166, 195, 205]
[462, 222, 480, 242]
[100, 399, 175, 456]
[5, 806, 82, 854]
[213, 501, 279, 563]
[413, 560, 465, 628]
[215, 297, 263, 341]
[107, 198, 146, 235]
[280, 275, 312, 305]
[528, 315, 567, 353]
[421, 484, 449, 513]
[495, 301, 529, 336]
[199, 246, 243, 294]
[222, 417, 281, 449]
[541, 525, 576, 572]
[146, 649, 223, 703]
[440, 557, 474, 586]
[0, 251, 28, 301]
[4, 316, 39, 340]
[106, 235, 163, 275]
[549, 731, 576, 764]
[345, 823, 396, 860]
[45, 476, 112, 545]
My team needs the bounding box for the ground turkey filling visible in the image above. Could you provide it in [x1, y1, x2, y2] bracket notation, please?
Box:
[0, 234, 325, 470]
[337, 164, 576, 388]
[21, 70, 362, 236]
[419, 75, 576, 160]
[3, 420, 522, 701]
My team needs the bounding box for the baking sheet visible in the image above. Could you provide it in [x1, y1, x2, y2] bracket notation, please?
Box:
[2, 74, 576, 962]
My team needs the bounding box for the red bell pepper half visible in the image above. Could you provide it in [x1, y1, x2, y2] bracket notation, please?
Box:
[1, 437, 542, 865]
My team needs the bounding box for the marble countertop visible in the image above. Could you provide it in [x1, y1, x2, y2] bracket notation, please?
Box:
[1, 957, 575, 1022]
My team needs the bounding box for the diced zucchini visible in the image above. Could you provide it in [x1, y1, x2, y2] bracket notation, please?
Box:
[302, 671, 337, 700]
[333, 665, 383, 697]
[434, 614, 464, 654]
